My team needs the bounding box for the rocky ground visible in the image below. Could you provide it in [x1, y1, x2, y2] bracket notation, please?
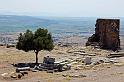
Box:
[0, 36, 124, 82]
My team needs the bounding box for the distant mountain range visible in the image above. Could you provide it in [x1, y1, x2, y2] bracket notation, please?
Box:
[0, 15, 57, 28]
[0, 15, 123, 37]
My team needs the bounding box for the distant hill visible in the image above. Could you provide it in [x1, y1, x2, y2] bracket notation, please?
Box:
[0, 15, 96, 34]
[0, 15, 58, 32]
[0, 15, 123, 37]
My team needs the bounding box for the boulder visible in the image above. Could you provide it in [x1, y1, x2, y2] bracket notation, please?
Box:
[84, 57, 92, 65]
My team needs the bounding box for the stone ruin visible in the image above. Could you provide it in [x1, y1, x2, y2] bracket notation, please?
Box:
[86, 19, 120, 51]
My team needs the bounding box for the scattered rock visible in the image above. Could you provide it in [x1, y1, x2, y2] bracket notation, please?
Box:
[108, 52, 124, 58]
[84, 57, 92, 65]
[16, 67, 30, 73]
[47, 70, 54, 73]
[17, 74, 22, 79]
[1, 71, 27, 80]
[10, 72, 17, 78]
[63, 65, 71, 70]
[99, 60, 104, 63]
[32, 69, 39, 72]
[79, 53, 88, 56]
[11, 75, 17, 78]
[92, 61, 100, 65]
[1, 73, 9, 77]
[63, 74, 86, 78]
[114, 63, 124, 67]
[89, 54, 96, 56]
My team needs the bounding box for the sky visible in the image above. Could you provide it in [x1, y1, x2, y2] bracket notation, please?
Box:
[0, 0, 123, 17]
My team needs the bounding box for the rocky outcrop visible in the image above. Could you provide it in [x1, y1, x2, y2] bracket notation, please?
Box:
[86, 19, 120, 51]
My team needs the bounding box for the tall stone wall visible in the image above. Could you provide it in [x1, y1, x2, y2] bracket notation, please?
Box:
[86, 19, 120, 51]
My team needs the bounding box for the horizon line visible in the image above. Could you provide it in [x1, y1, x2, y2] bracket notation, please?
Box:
[0, 14, 123, 18]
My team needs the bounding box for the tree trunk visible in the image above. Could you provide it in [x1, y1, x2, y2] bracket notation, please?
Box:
[35, 51, 39, 64]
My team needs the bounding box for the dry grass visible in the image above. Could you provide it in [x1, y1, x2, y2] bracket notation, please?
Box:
[0, 46, 47, 64]
[0, 44, 124, 82]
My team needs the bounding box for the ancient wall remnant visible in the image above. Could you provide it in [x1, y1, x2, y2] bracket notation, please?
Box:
[86, 19, 120, 51]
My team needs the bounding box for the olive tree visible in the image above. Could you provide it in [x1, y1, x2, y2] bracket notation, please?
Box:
[16, 28, 54, 64]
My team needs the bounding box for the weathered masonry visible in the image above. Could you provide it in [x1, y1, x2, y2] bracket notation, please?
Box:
[86, 19, 120, 51]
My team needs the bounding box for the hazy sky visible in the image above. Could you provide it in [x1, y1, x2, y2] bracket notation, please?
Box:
[0, 0, 123, 17]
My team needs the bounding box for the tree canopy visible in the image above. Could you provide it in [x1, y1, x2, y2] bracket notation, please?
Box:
[16, 28, 54, 64]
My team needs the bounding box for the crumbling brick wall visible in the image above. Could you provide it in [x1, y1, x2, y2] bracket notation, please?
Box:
[86, 19, 120, 51]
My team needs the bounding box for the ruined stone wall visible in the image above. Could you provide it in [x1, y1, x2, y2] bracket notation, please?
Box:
[86, 19, 120, 51]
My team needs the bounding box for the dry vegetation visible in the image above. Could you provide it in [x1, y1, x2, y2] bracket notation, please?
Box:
[0, 37, 124, 82]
